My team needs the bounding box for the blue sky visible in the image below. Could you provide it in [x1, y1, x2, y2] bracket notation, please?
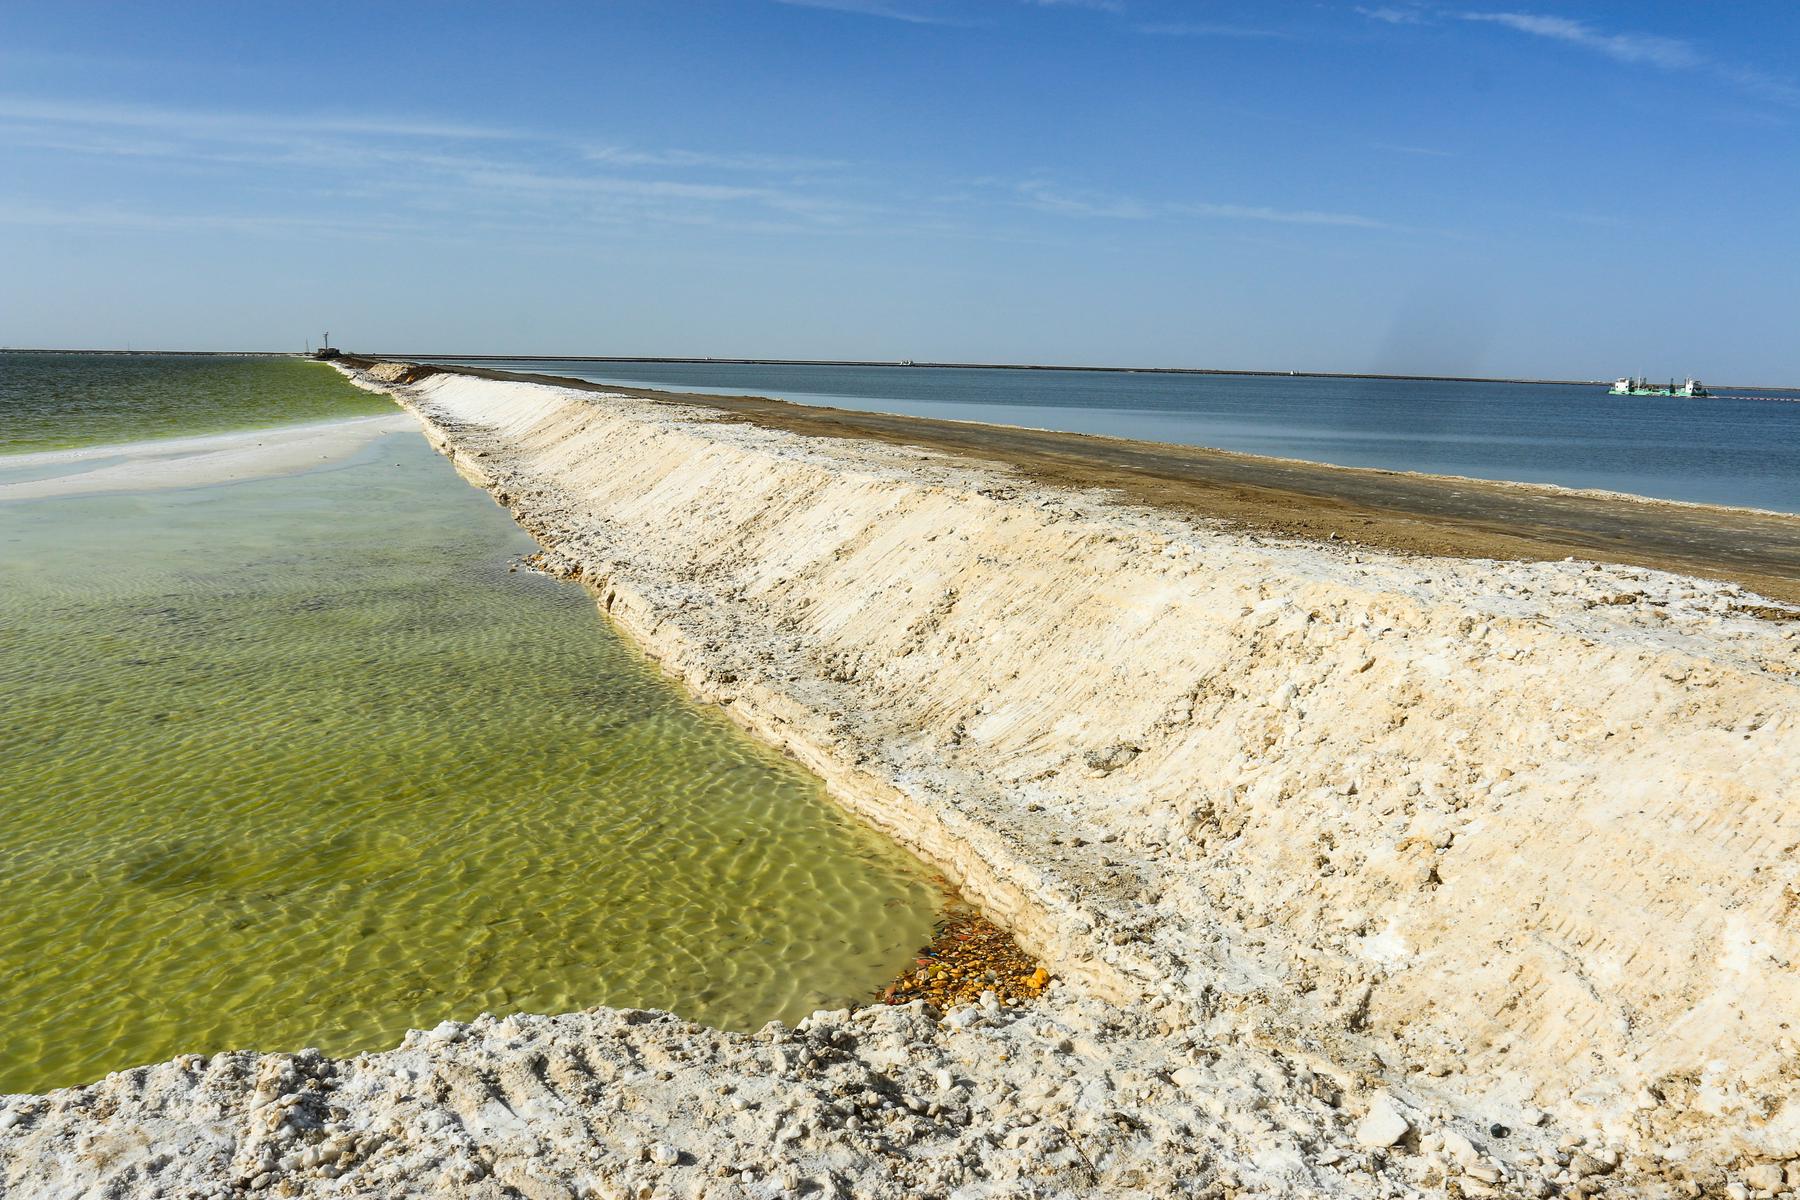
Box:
[1, 1, 1796, 379]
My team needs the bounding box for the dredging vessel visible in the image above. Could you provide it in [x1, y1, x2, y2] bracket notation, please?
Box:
[1610, 375, 1709, 398]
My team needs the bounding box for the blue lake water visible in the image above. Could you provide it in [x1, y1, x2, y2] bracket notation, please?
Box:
[423, 359, 1800, 514]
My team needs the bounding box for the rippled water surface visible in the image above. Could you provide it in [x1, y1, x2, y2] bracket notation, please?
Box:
[0, 429, 942, 1095]
[0, 352, 390, 453]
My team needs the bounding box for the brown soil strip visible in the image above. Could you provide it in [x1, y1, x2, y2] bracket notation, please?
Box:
[362, 359, 1800, 608]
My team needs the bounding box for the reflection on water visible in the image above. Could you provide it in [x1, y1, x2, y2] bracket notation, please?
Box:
[0, 431, 941, 1095]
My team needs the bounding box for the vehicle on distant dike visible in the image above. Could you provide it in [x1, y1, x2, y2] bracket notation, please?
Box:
[1610, 374, 1709, 397]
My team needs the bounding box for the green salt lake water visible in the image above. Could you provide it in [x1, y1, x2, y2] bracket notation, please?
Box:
[0, 353, 392, 454]
[0, 359, 942, 1095]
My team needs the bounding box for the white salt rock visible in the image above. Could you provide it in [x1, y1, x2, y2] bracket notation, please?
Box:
[1170, 1066, 1207, 1092]
[1355, 1096, 1411, 1149]
[1441, 1127, 1479, 1167]
[944, 1006, 983, 1031]
[1744, 1164, 1784, 1193]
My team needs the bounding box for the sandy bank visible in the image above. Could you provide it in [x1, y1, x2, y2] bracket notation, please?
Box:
[0, 414, 414, 502]
[4, 365, 1796, 1199]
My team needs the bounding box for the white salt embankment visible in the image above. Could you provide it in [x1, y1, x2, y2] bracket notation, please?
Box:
[3, 362, 1796, 1199]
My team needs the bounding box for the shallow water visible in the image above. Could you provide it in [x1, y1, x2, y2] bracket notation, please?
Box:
[0, 430, 942, 1095]
[430, 358, 1800, 513]
[0, 352, 390, 454]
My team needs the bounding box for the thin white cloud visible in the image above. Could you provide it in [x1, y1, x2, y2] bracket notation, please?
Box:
[1714, 63, 1800, 108]
[1, 91, 1414, 247]
[773, 0, 1127, 18]
[1461, 12, 1699, 69]
[0, 95, 858, 195]
[1018, 181, 1395, 230]
[1018, 182, 1153, 219]
[1460, 11, 1799, 106]
[0, 96, 516, 142]
[461, 170, 775, 203]
[1356, 6, 1426, 25]
[1133, 21, 1292, 39]
[1373, 142, 1459, 158]
[0, 202, 417, 239]
[585, 145, 848, 173]
[1023, 0, 1125, 11]
[439, 169, 886, 232]
[1173, 202, 1393, 229]
[770, 0, 959, 25]
[0, 94, 901, 239]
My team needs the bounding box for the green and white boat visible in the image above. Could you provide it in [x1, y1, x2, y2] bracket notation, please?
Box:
[1609, 375, 1709, 398]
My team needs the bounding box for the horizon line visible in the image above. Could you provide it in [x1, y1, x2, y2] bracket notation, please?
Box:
[7, 346, 1795, 392]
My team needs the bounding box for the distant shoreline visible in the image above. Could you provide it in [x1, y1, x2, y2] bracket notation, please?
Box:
[403, 353, 1606, 388]
[6, 347, 1796, 392]
[375, 354, 1800, 393]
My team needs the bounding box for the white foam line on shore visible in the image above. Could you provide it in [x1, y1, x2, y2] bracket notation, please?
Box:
[0, 413, 416, 502]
